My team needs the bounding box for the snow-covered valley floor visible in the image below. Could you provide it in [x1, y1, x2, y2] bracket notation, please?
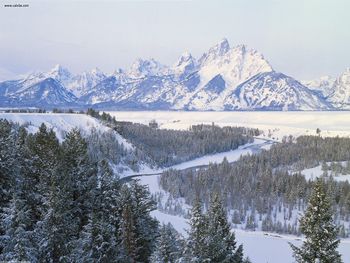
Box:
[108, 111, 350, 140]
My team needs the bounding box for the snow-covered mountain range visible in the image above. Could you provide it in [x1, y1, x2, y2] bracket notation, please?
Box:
[1, 39, 349, 110]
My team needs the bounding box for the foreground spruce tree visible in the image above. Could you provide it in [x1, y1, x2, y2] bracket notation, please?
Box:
[151, 223, 183, 263]
[290, 178, 342, 263]
[205, 193, 238, 262]
[185, 199, 207, 262]
[186, 195, 248, 263]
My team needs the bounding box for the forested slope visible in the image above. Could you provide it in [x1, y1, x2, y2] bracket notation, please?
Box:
[160, 136, 350, 236]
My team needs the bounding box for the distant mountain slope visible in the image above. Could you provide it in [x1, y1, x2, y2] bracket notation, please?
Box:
[0, 39, 348, 110]
[230, 72, 331, 110]
[0, 78, 76, 107]
[302, 75, 335, 98]
[328, 68, 350, 109]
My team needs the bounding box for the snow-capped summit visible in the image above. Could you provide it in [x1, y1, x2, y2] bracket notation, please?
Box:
[328, 68, 350, 108]
[66, 68, 107, 97]
[173, 51, 196, 79]
[46, 64, 72, 85]
[196, 41, 273, 98]
[199, 38, 230, 65]
[128, 58, 168, 79]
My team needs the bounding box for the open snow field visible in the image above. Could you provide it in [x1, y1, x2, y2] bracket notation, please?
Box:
[108, 111, 350, 140]
[298, 163, 350, 183]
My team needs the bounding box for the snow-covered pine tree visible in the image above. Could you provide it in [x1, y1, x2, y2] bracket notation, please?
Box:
[61, 128, 97, 235]
[38, 128, 94, 262]
[152, 223, 183, 263]
[129, 180, 159, 262]
[205, 193, 240, 262]
[1, 187, 38, 262]
[290, 178, 342, 263]
[185, 198, 207, 262]
[118, 186, 139, 262]
[0, 127, 39, 262]
[38, 153, 75, 262]
[0, 120, 16, 213]
[72, 159, 120, 262]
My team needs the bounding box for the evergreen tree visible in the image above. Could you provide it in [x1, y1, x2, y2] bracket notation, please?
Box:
[61, 128, 96, 234]
[290, 178, 342, 263]
[205, 193, 239, 262]
[74, 160, 120, 263]
[232, 245, 244, 263]
[118, 186, 138, 262]
[152, 223, 182, 263]
[130, 180, 159, 262]
[186, 198, 207, 262]
[1, 188, 38, 262]
[0, 126, 39, 262]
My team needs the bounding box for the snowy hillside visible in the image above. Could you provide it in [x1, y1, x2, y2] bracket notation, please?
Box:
[2, 39, 350, 110]
[0, 113, 110, 141]
[230, 72, 330, 110]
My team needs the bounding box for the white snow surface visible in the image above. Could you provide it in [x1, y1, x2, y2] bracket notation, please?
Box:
[170, 138, 271, 170]
[108, 111, 350, 140]
[0, 113, 132, 150]
[297, 163, 350, 182]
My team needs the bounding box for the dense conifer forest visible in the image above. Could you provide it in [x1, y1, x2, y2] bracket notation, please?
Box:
[159, 136, 350, 236]
[87, 109, 259, 167]
[0, 118, 250, 262]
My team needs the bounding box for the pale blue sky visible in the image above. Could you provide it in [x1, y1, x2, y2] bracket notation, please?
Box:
[0, 0, 349, 80]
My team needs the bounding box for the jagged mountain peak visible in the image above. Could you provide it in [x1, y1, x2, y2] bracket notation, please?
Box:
[197, 41, 273, 95]
[48, 64, 71, 77]
[199, 38, 231, 65]
[112, 68, 125, 75]
[66, 68, 107, 97]
[173, 51, 196, 78]
[328, 68, 350, 108]
[128, 58, 168, 78]
[90, 67, 103, 75]
[209, 38, 230, 55]
[174, 51, 194, 66]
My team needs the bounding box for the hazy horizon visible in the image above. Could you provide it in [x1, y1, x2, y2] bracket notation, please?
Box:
[1, 0, 349, 81]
